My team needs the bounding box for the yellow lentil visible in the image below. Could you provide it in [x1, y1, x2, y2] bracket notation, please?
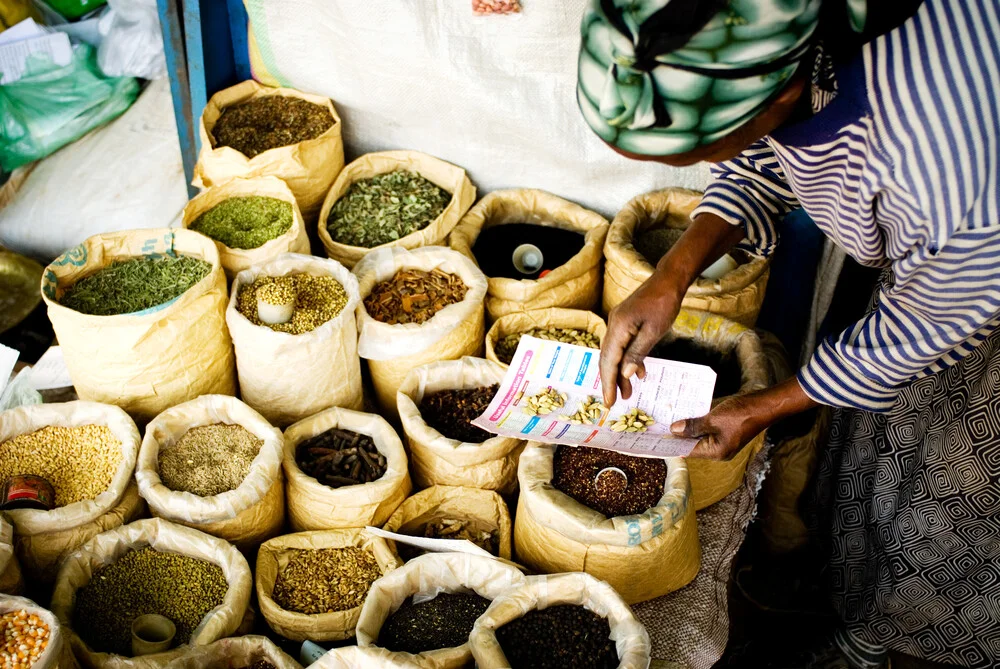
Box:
[237, 274, 348, 334]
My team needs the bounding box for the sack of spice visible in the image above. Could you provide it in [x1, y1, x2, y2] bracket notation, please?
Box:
[160, 635, 301, 669]
[226, 253, 363, 427]
[0, 595, 78, 669]
[0, 517, 23, 595]
[41, 229, 236, 424]
[181, 177, 310, 279]
[484, 308, 607, 367]
[256, 528, 401, 642]
[193, 80, 345, 221]
[604, 188, 771, 327]
[354, 246, 488, 422]
[135, 395, 285, 551]
[318, 151, 476, 269]
[283, 408, 411, 532]
[449, 189, 609, 321]
[397, 357, 524, 494]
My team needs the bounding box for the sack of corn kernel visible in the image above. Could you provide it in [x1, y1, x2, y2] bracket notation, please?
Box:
[283, 408, 411, 532]
[135, 395, 285, 551]
[192, 81, 345, 221]
[603, 188, 771, 327]
[41, 229, 236, 424]
[355, 552, 527, 669]
[0, 517, 23, 595]
[181, 176, 310, 279]
[226, 253, 363, 427]
[469, 572, 651, 669]
[513, 443, 699, 604]
[449, 189, 609, 321]
[0, 595, 78, 669]
[160, 635, 301, 669]
[397, 357, 524, 494]
[256, 528, 401, 642]
[484, 308, 607, 367]
[318, 151, 476, 269]
[354, 246, 488, 422]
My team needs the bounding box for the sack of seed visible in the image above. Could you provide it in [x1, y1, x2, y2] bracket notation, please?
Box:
[160, 635, 301, 669]
[283, 408, 411, 532]
[448, 189, 609, 320]
[354, 246, 488, 422]
[0, 516, 23, 595]
[604, 188, 771, 327]
[256, 528, 401, 642]
[0, 595, 78, 669]
[41, 229, 236, 424]
[318, 151, 476, 269]
[193, 80, 345, 221]
[484, 308, 607, 367]
[135, 395, 285, 551]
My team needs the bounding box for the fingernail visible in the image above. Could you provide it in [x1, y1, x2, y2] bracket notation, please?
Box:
[670, 420, 686, 435]
[622, 363, 636, 379]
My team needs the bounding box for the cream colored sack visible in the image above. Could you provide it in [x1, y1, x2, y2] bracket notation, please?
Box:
[318, 151, 476, 269]
[484, 308, 607, 367]
[181, 177, 310, 279]
[308, 646, 425, 668]
[356, 553, 527, 669]
[160, 635, 301, 669]
[449, 189, 609, 320]
[469, 572, 651, 669]
[604, 188, 771, 327]
[135, 395, 285, 550]
[0, 595, 78, 669]
[0, 518, 23, 595]
[41, 229, 236, 424]
[256, 528, 401, 641]
[355, 247, 487, 421]
[514, 443, 698, 604]
[227, 253, 363, 427]
[50, 518, 252, 669]
[397, 357, 524, 494]
[283, 408, 411, 532]
[193, 81, 344, 220]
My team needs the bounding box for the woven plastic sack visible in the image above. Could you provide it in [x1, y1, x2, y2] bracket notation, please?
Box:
[0, 595, 78, 668]
[307, 646, 424, 668]
[484, 308, 607, 367]
[160, 635, 301, 669]
[0, 517, 23, 595]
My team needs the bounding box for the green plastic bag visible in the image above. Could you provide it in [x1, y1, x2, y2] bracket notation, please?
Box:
[0, 45, 138, 171]
[44, 0, 106, 20]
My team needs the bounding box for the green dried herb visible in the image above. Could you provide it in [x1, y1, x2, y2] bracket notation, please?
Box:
[59, 256, 211, 316]
[189, 196, 293, 249]
[213, 95, 334, 158]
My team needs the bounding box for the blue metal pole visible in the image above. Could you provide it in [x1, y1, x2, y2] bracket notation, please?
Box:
[156, 0, 198, 197]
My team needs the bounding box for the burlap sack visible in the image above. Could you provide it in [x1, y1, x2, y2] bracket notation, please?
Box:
[318, 151, 476, 269]
[307, 646, 424, 668]
[397, 357, 524, 494]
[160, 635, 301, 669]
[355, 553, 527, 669]
[181, 176, 310, 279]
[135, 395, 285, 550]
[513, 443, 699, 604]
[41, 229, 236, 424]
[50, 518, 252, 669]
[227, 253, 363, 427]
[0, 595, 79, 669]
[354, 246, 487, 422]
[449, 189, 609, 321]
[192, 80, 344, 220]
[469, 572, 651, 669]
[0, 518, 23, 595]
[256, 528, 401, 642]
[603, 188, 771, 327]
[283, 408, 411, 532]
[484, 308, 607, 367]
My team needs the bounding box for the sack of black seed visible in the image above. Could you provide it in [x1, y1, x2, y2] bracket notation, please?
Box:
[484, 308, 607, 368]
[161, 635, 301, 669]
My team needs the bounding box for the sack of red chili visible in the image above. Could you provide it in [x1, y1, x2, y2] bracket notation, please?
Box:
[0, 595, 75, 669]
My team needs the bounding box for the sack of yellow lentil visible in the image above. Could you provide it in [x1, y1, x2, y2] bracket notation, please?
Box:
[0, 517, 23, 595]
[354, 246, 488, 422]
[160, 635, 301, 669]
[484, 308, 607, 367]
[135, 395, 285, 551]
[192, 80, 345, 221]
[449, 189, 609, 321]
[256, 528, 401, 642]
[226, 253, 363, 427]
[283, 408, 411, 532]
[0, 595, 78, 669]
[41, 229, 236, 424]
[318, 151, 476, 269]
[603, 188, 771, 327]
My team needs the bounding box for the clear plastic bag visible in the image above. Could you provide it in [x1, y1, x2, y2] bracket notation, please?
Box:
[97, 0, 166, 79]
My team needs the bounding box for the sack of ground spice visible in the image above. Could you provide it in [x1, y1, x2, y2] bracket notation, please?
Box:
[283, 407, 411, 532]
[449, 189, 609, 321]
[42, 229, 236, 424]
[0, 595, 78, 669]
[0, 517, 23, 596]
[484, 308, 607, 367]
[397, 357, 524, 494]
[318, 151, 476, 269]
[160, 635, 301, 669]
[604, 188, 771, 327]
[135, 395, 285, 551]
[193, 80, 344, 221]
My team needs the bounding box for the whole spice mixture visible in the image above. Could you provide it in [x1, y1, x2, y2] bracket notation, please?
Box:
[0, 425, 121, 507]
[364, 269, 467, 325]
[378, 592, 490, 654]
[212, 95, 334, 158]
[59, 256, 211, 316]
[237, 274, 348, 334]
[158, 423, 262, 497]
[634, 226, 684, 266]
[418, 385, 498, 443]
[295, 428, 387, 487]
[189, 196, 293, 249]
[522, 388, 566, 416]
[495, 327, 600, 365]
[397, 519, 499, 561]
[609, 407, 656, 433]
[272, 547, 382, 614]
[553, 446, 667, 517]
[73, 547, 228, 656]
[0, 609, 50, 668]
[472, 223, 586, 280]
[650, 339, 742, 398]
[326, 170, 451, 248]
[495, 605, 617, 669]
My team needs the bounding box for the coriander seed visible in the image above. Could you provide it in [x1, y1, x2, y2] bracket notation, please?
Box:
[236, 274, 348, 334]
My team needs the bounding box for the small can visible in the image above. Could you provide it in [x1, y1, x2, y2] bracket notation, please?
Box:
[0, 474, 55, 511]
